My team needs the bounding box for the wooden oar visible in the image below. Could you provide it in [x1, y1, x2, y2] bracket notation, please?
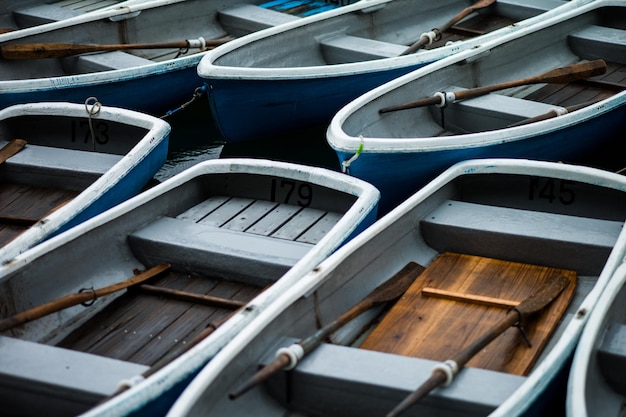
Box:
[229, 262, 425, 400]
[507, 100, 600, 128]
[0, 263, 170, 332]
[385, 273, 570, 417]
[379, 59, 607, 113]
[136, 284, 246, 309]
[0, 37, 231, 60]
[401, 0, 496, 55]
[0, 139, 26, 164]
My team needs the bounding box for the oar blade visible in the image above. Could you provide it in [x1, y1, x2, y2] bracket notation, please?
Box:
[0, 139, 27, 164]
[536, 59, 607, 84]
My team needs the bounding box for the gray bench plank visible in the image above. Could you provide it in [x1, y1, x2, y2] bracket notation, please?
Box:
[247, 204, 302, 236]
[320, 35, 406, 64]
[177, 196, 230, 222]
[272, 207, 327, 241]
[64, 51, 155, 73]
[569, 25, 626, 65]
[297, 211, 343, 244]
[0, 335, 147, 417]
[222, 200, 279, 232]
[128, 216, 313, 286]
[264, 341, 524, 417]
[421, 200, 623, 275]
[217, 4, 300, 37]
[196, 197, 254, 227]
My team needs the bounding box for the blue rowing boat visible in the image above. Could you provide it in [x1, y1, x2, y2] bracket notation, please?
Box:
[0, 0, 348, 116]
[197, 0, 586, 142]
[328, 0, 626, 214]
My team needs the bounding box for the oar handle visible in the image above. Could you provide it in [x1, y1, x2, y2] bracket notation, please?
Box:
[0, 263, 170, 332]
[229, 351, 293, 399]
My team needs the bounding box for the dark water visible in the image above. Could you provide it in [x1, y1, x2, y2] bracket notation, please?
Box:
[156, 95, 625, 186]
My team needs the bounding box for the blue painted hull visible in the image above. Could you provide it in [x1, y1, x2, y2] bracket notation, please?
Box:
[0, 61, 203, 117]
[337, 107, 626, 215]
[52, 137, 169, 238]
[206, 64, 425, 142]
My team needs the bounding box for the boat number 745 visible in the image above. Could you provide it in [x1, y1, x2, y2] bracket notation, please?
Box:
[528, 177, 575, 205]
[270, 179, 313, 207]
[71, 120, 110, 145]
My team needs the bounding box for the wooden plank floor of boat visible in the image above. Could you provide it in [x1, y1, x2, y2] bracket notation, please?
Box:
[0, 182, 77, 248]
[360, 252, 577, 376]
[57, 268, 265, 367]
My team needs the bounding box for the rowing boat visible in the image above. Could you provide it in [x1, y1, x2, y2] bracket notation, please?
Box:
[327, 0, 626, 214]
[0, 158, 379, 417]
[0, 0, 349, 116]
[197, 0, 586, 142]
[0, 100, 169, 265]
[567, 261, 626, 417]
[165, 158, 626, 417]
[0, 0, 130, 33]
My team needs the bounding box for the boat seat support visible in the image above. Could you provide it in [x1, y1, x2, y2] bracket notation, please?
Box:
[63, 51, 155, 73]
[597, 322, 626, 396]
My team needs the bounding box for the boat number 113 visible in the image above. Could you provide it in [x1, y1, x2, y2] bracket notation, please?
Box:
[270, 179, 313, 207]
[71, 120, 110, 145]
[528, 177, 575, 205]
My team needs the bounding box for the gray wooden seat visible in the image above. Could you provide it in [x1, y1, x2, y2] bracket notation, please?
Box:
[320, 35, 406, 64]
[263, 340, 525, 416]
[0, 335, 148, 417]
[420, 200, 623, 275]
[442, 89, 561, 132]
[63, 51, 154, 73]
[2, 143, 122, 189]
[568, 25, 626, 65]
[11, 4, 82, 27]
[217, 4, 300, 37]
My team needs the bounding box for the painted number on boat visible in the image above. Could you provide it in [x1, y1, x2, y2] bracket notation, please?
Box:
[528, 178, 575, 205]
[270, 179, 313, 207]
[71, 120, 110, 145]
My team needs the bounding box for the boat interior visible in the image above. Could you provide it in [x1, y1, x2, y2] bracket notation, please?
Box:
[0, 171, 357, 416]
[214, 171, 626, 417]
[212, 0, 565, 68]
[0, 0, 346, 77]
[0, 113, 149, 250]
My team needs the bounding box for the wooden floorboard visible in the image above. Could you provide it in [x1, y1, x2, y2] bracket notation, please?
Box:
[0, 182, 77, 248]
[57, 270, 264, 366]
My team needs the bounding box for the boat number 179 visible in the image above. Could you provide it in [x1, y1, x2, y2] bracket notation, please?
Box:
[270, 179, 313, 207]
[71, 120, 110, 145]
[528, 177, 575, 205]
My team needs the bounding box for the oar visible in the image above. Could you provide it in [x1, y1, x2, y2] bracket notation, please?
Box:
[386, 273, 570, 417]
[379, 59, 607, 113]
[0, 37, 231, 60]
[507, 100, 600, 128]
[229, 262, 425, 400]
[401, 0, 496, 55]
[0, 139, 26, 164]
[0, 263, 170, 332]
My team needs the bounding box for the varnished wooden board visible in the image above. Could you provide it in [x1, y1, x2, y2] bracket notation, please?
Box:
[360, 252, 576, 376]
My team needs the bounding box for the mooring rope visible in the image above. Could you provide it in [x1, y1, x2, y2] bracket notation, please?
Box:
[84, 96, 102, 151]
[161, 85, 207, 119]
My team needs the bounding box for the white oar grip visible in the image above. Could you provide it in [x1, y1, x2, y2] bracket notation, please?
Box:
[419, 30, 438, 45]
[187, 37, 207, 49]
[277, 344, 304, 370]
[432, 359, 458, 386]
[433, 91, 456, 108]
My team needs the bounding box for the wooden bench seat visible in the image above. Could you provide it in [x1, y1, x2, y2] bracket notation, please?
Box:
[2, 142, 122, 190]
[420, 200, 623, 275]
[264, 340, 525, 416]
[320, 35, 406, 64]
[217, 4, 300, 37]
[442, 88, 560, 132]
[128, 216, 314, 286]
[568, 25, 626, 65]
[63, 51, 155, 74]
[11, 4, 82, 27]
[0, 335, 148, 417]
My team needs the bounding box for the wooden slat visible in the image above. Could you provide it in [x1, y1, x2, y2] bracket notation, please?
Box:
[360, 252, 576, 376]
[272, 207, 327, 241]
[197, 197, 253, 227]
[246, 204, 302, 236]
[296, 211, 342, 244]
[177, 196, 229, 222]
[222, 200, 279, 232]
